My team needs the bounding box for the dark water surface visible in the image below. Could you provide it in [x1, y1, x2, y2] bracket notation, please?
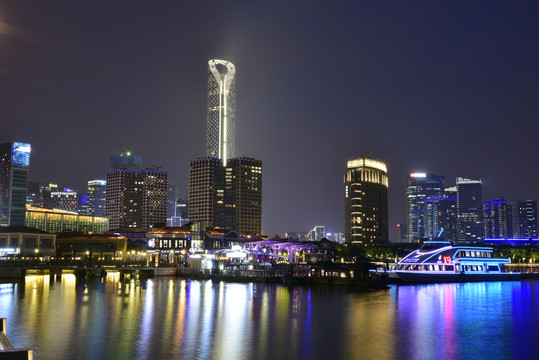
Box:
[0, 275, 538, 360]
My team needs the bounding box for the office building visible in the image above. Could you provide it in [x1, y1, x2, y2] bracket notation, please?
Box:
[424, 197, 458, 242]
[106, 169, 141, 229]
[406, 173, 445, 242]
[0, 142, 31, 227]
[227, 157, 262, 235]
[484, 197, 511, 239]
[78, 193, 90, 215]
[188, 157, 225, 227]
[511, 200, 538, 239]
[344, 157, 389, 245]
[456, 177, 483, 243]
[140, 169, 168, 230]
[207, 59, 236, 166]
[87, 180, 106, 216]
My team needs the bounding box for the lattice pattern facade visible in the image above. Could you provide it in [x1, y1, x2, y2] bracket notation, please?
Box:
[207, 59, 236, 166]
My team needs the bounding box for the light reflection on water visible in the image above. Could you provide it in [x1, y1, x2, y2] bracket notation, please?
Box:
[0, 276, 538, 360]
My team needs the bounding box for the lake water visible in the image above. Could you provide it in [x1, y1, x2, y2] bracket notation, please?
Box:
[0, 275, 538, 360]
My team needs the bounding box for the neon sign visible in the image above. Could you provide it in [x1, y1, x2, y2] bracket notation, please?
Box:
[443, 256, 452, 264]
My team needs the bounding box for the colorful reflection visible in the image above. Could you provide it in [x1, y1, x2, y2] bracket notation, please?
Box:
[0, 278, 538, 359]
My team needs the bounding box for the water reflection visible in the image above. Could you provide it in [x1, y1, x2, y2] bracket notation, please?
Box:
[0, 276, 538, 360]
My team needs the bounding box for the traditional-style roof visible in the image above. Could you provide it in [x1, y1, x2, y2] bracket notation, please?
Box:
[56, 232, 126, 240]
[147, 226, 191, 235]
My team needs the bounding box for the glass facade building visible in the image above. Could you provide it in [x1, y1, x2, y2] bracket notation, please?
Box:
[405, 173, 445, 242]
[87, 180, 106, 216]
[25, 206, 109, 234]
[344, 157, 389, 245]
[0, 142, 31, 227]
[483, 197, 511, 239]
[207, 59, 236, 166]
[456, 177, 483, 243]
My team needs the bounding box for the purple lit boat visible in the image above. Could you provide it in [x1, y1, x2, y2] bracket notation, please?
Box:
[393, 241, 521, 283]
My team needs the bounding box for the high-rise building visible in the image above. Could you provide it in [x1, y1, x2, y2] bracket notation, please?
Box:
[49, 188, 78, 212]
[483, 197, 511, 239]
[188, 157, 225, 227]
[511, 200, 538, 239]
[0, 142, 31, 227]
[106, 169, 142, 229]
[424, 197, 458, 242]
[344, 157, 389, 245]
[227, 157, 262, 235]
[167, 183, 177, 226]
[456, 177, 483, 243]
[87, 180, 106, 216]
[207, 59, 236, 166]
[406, 173, 445, 242]
[307, 226, 326, 242]
[26, 181, 43, 207]
[171, 197, 188, 226]
[105, 167, 167, 230]
[140, 169, 168, 230]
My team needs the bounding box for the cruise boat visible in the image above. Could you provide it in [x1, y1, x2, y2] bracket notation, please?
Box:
[393, 241, 520, 283]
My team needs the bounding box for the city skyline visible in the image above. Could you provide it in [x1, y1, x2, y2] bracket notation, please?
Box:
[2, 2, 539, 239]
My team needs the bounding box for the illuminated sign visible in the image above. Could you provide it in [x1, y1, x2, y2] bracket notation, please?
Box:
[443, 256, 452, 264]
[410, 173, 426, 178]
[12, 142, 31, 168]
[347, 158, 387, 173]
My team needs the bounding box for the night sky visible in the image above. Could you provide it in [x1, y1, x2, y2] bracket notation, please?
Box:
[2, 1, 539, 240]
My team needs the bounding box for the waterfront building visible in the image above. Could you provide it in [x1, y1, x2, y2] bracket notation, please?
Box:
[0, 226, 56, 258]
[56, 232, 127, 261]
[456, 177, 483, 243]
[0, 142, 31, 227]
[344, 157, 389, 245]
[188, 157, 225, 228]
[406, 173, 445, 242]
[87, 180, 106, 216]
[207, 59, 236, 166]
[227, 157, 262, 235]
[484, 197, 511, 239]
[511, 200, 538, 239]
[25, 205, 109, 234]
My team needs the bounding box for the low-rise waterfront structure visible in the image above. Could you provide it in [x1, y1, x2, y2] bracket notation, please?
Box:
[26, 206, 109, 234]
[0, 226, 56, 259]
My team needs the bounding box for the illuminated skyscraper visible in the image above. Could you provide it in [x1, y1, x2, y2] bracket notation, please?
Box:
[87, 180, 106, 216]
[511, 200, 538, 239]
[456, 177, 483, 243]
[188, 157, 225, 227]
[406, 173, 445, 242]
[344, 157, 388, 245]
[207, 59, 236, 166]
[227, 157, 262, 235]
[0, 142, 31, 226]
[483, 197, 511, 239]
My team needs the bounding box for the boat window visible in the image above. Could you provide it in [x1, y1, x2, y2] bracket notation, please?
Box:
[472, 265, 477, 271]
[476, 251, 481, 257]
[419, 242, 451, 252]
[444, 265, 454, 271]
[478, 265, 483, 271]
[488, 265, 499, 271]
[465, 251, 470, 257]
[487, 252, 492, 258]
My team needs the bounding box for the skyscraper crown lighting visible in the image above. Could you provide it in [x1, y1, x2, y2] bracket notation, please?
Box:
[207, 59, 236, 166]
